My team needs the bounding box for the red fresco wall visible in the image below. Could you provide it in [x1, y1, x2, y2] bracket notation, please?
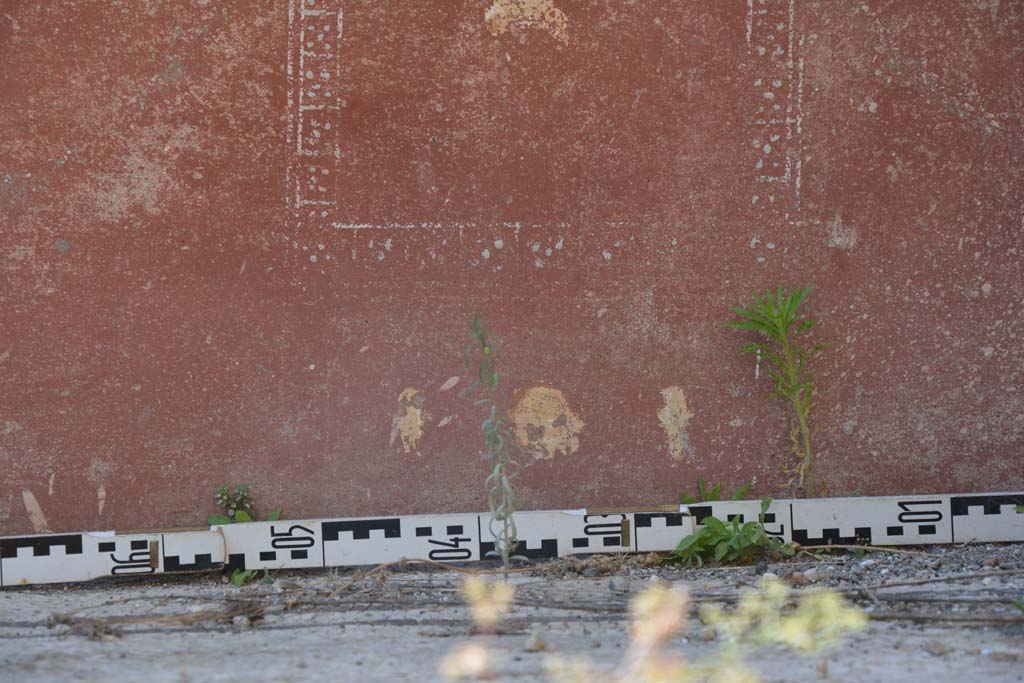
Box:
[1, 0, 1022, 534]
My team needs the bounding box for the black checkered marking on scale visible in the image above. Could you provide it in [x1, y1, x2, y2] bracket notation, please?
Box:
[322, 518, 401, 541]
[479, 539, 559, 559]
[634, 512, 688, 528]
[571, 514, 627, 550]
[950, 494, 1024, 516]
[792, 527, 872, 546]
[881, 500, 944, 539]
[164, 553, 218, 572]
[0, 534, 83, 559]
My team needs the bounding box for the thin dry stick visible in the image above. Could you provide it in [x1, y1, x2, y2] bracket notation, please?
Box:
[859, 568, 1024, 591]
[867, 612, 1024, 624]
[328, 557, 533, 597]
[796, 543, 942, 558]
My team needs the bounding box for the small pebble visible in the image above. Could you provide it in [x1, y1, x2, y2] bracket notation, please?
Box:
[924, 640, 948, 657]
[988, 651, 1022, 663]
[524, 630, 547, 652]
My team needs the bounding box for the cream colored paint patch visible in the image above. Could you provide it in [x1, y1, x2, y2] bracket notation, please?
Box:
[390, 388, 426, 454]
[21, 489, 49, 533]
[658, 386, 696, 462]
[485, 0, 568, 44]
[510, 386, 583, 459]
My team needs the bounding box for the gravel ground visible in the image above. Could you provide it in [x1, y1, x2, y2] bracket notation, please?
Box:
[1, 543, 1022, 682]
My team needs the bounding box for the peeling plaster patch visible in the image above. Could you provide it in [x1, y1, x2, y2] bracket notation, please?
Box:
[826, 210, 858, 250]
[485, 0, 568, 45]
[439, 376, 461, 392]
[510, 387, 583, 460]
[438, 416, 453, 428]
[87, 458, 113, 485]
[22, 490, 49, 533]
[47, 473, 55, 496]
[97, 485, 106, 516]
[390, 388, 426, 454]
[90, 124, 199, 222]
[858, 95, 879, 114]
[658, 386, 696, 462]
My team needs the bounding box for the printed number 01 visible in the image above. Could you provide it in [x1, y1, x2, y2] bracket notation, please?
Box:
[897, 501, 942, 524]
[428, 537, 472, 561]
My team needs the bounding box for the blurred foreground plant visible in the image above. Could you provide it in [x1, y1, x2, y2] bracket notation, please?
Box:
[443, 575, 866, 683]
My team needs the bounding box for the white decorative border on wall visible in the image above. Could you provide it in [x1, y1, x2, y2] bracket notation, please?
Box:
[747, 0, 805, 220]
[287, 0, 344, 227]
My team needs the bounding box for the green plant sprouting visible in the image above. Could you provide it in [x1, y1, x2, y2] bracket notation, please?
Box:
[680, 477, 752, 505]
[230, 568, 273, 588]
[728, 285, 823, 497]
[209, 484, 282, 525]
[668, 499, 795, 568]
[465, 312, 521, 569]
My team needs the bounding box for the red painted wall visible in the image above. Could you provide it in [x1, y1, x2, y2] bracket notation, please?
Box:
[2, 1, 1022, 534]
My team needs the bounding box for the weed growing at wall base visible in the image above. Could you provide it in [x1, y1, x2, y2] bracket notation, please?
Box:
[208, 484, 282, 525]
[668, 499, 795, 568]
[465, 312, 522, 568]
[728, 285, 823, 497]
[680, 477, 752, 505]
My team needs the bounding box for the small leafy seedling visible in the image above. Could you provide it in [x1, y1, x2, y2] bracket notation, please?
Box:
[668, 498, 795, 567]
[680, 477, 752, 505]
[230, 568, 273, 588]
[231, 569, 257, 587]
[728, 285, 823, 497]
[209, 484, 282, 525]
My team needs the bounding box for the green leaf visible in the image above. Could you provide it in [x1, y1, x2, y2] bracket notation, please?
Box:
[703, 517, 727, 533]
[234, 510, 252, 523]
[266, 509, 282, 522]
[231, 569, 254, 587]
[714, 542, 730, 561]
[731, 483, 752, 500]
[208, 514, 232, 526]
[676, 534, 700, 550]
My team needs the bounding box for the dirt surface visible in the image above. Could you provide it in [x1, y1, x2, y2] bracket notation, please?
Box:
[1, 544, 1022, 682]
